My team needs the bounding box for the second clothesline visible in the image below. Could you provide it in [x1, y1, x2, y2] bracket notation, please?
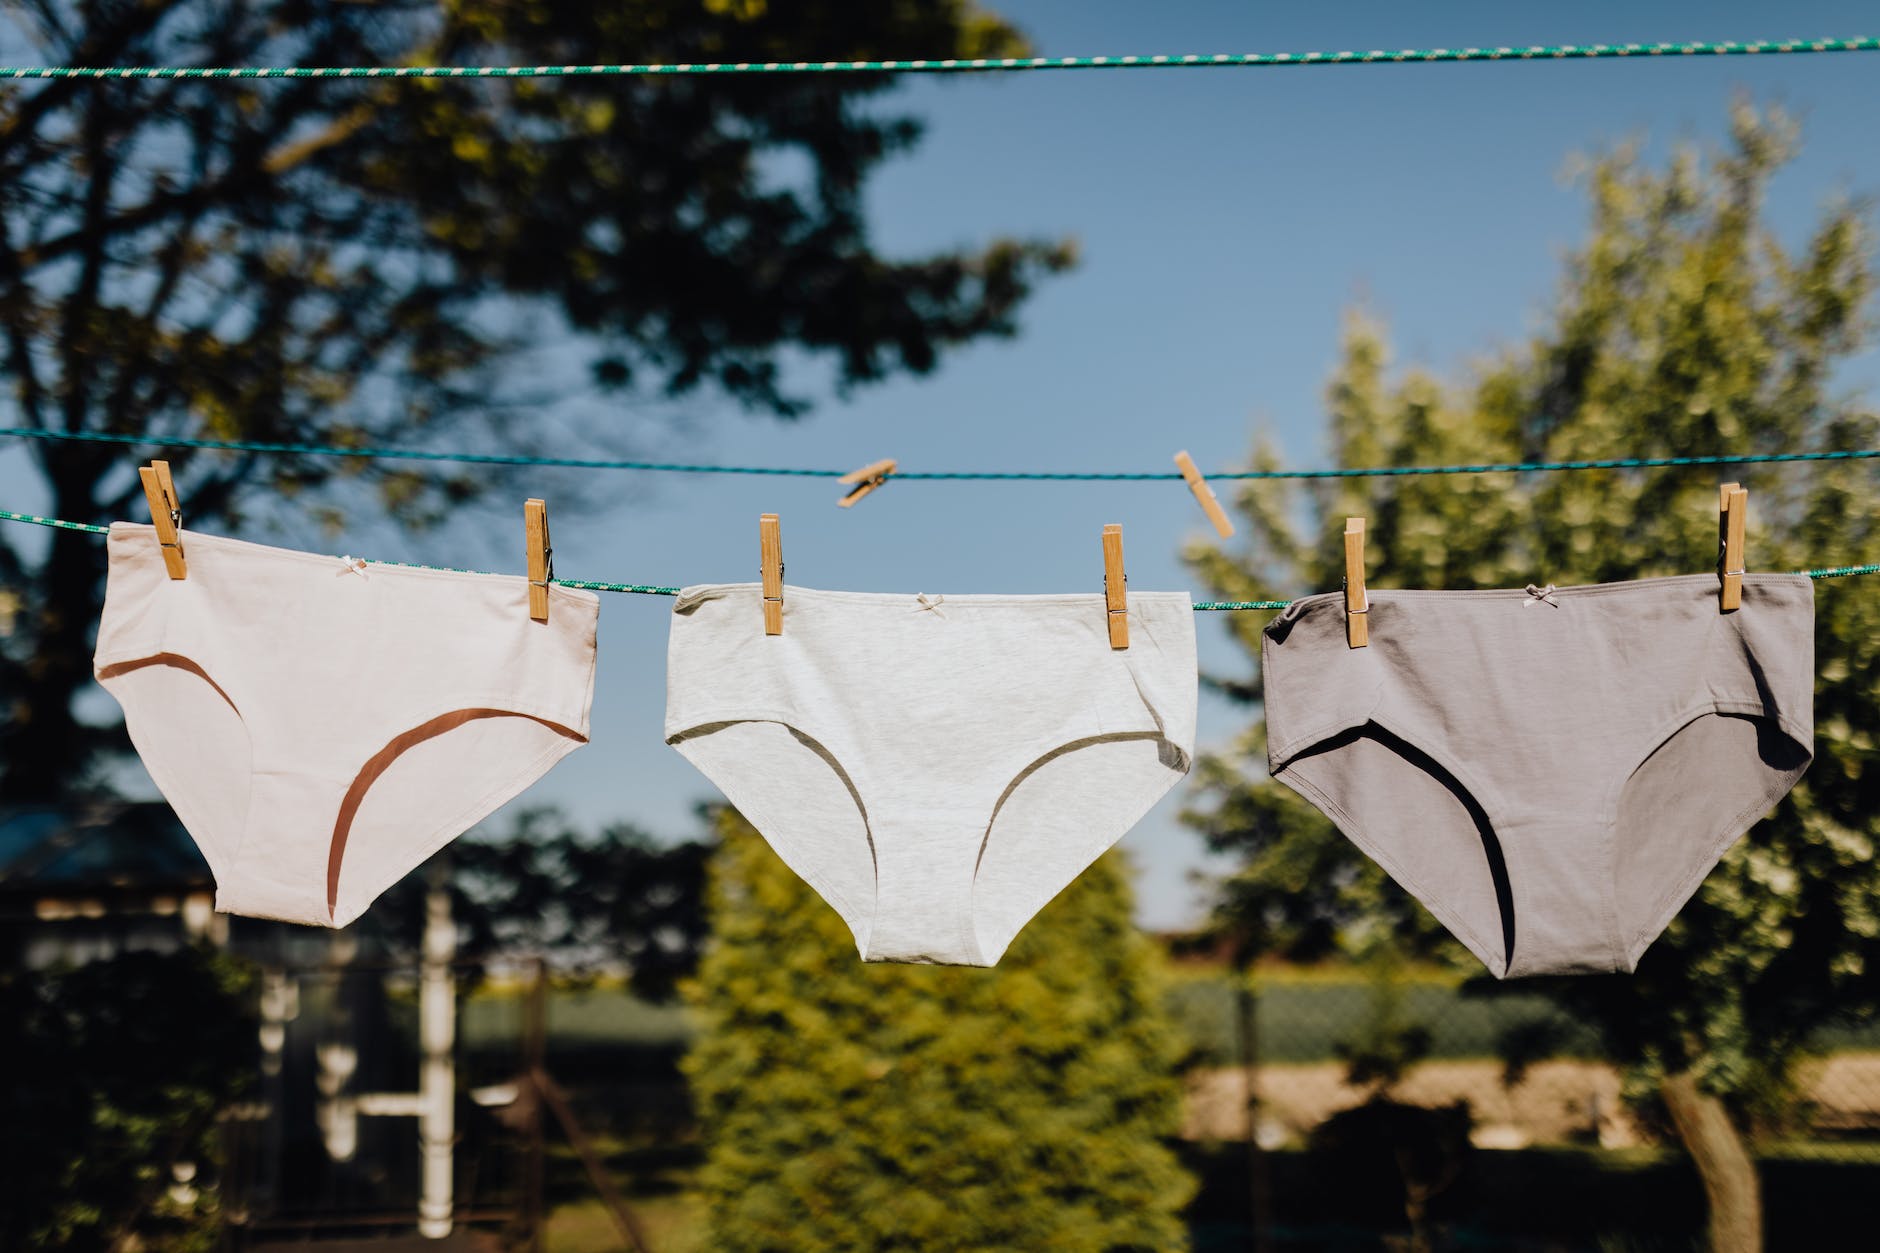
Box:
[4, 472, 1878, 619]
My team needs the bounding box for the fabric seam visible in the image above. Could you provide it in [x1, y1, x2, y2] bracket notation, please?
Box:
[667, 733, 878, 960]
[1619, 717, 1814, 958]
[673, 581, 1194, 610]
[330, 729, 582, 927]
[109, 521, 603, 604]
[1276, 571, 1812, 613]
[1273, 765, 1510, 976]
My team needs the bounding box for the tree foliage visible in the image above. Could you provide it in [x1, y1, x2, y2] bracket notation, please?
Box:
[1184, 102, 1879, 1113]
[683, 808, 1196, 1252]
[367, 805, 712, 1001]
[0, 0, 1071, 800]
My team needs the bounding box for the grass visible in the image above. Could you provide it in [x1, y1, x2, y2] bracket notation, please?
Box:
[545, 1195, 707, 1253]
[457, 965, 1880, 1073]
[461, 980, 693, 1049]
[531, 1125, 706, 1253]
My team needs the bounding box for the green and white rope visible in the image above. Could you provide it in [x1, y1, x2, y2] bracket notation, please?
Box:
[6, 427, 1878, 483]
[0, 37, 1875, 80]
[386, 563, 682, 595]
[1795, 562, 1880, 580]
[3, 507, 1871, 607]
[0, 507, 108, 535]
[346, 553, 685, 595]
[549, 577, 683, 595]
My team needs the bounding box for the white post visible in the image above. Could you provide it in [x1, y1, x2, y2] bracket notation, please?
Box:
[315, 931, 360, 1164]
[258, 970, 297, 1077]
[315, 1040, 360, 1162]
[417, 867, 456, 1239]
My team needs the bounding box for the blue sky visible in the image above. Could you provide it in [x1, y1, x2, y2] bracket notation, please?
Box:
[7, 1, 1880, 929]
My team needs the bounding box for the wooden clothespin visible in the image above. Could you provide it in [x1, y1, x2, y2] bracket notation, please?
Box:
[524, 498, 552, 622]
[1343, 517, 1368, 648]
[1718, 483, 1748, 612]
[1173, 451, 1235, 538]
[837, 458, 897, 508]
[760, 513, 784, 635]
[1102, 523, 1128, 649]
[138, 460, 186, 579]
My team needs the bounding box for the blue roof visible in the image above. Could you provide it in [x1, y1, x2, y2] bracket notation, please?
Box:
[0, 803, 209, 890]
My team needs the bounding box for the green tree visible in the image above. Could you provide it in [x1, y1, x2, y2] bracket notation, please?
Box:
[1184, 103, 1879, 1253]
[683, 809, 1196, 1252]
[0, 0, 1071, 800]
[368, 805, 713, 1000]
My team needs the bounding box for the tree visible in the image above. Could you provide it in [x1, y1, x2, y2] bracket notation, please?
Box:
[1184, 103, 1879, 1253]
[0, 0, 1072, 800]
[683, 808, 1196, 1251]
[367, 805, 713, 1001]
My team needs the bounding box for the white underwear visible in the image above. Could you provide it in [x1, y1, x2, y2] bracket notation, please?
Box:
[94, 523, 598, 927]
[664, 584, 1196, 965]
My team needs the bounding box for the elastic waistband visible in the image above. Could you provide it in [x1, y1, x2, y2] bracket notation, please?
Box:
[109, 521, 600, 605]
[1278, 571, 1810, 615]
[675, 582, 1193, 611]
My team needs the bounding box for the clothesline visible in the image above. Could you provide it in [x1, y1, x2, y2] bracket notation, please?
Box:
[1, 36, 1875, 80]
[3, 506, 1875, 610]
[5, 426, 1878, 484]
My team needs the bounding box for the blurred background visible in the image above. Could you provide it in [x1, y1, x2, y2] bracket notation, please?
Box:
[3, 2, 1879, 1250]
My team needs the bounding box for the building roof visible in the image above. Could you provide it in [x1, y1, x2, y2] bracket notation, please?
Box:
[0, 802, 209, 895]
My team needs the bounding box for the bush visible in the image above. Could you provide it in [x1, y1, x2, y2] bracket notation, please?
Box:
[684, 809, 1196, 1251]
[0, 947, 255, 1252]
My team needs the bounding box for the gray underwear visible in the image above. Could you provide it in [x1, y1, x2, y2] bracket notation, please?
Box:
[665, 584, 1197, 966]
[1261, 574, 1814, 978]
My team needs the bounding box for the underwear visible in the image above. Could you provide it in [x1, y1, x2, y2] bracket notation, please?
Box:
[94, 523, 599, 927]
[1261, 574, 1814, 978]
[665, 584, 1197, 965]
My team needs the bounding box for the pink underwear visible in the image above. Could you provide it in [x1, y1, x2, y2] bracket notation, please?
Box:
[94, 523, 598, 926]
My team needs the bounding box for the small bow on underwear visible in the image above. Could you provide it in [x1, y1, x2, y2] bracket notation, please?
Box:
[1523, 583, 1560, 608]
[913, 592, 946, 617]
[336, 555, 369, 579]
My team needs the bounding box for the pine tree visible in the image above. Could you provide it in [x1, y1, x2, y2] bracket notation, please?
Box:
[683, 809, 1196, 1252]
